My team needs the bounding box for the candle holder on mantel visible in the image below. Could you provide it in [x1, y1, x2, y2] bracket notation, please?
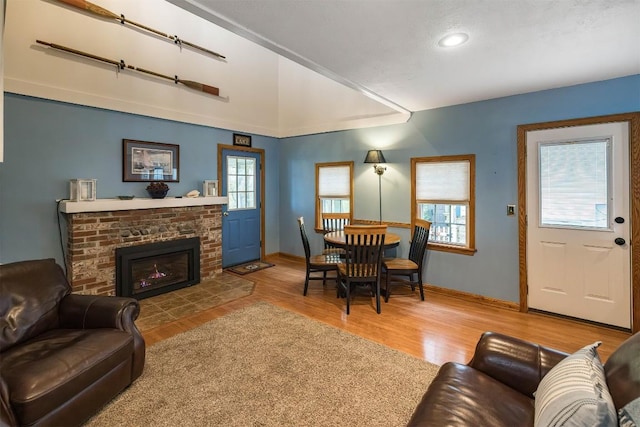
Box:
[203, 180, 218, 197]
[146, 182, 169, 199]
[69, 179, 97, 201]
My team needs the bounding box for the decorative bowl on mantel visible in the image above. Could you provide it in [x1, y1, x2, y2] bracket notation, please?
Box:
[146, 182, 170, 199]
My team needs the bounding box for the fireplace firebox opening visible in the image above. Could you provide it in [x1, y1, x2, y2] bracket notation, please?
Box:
[116, 237, 200, 300]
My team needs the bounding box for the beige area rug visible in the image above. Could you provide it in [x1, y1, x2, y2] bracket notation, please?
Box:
[86, 302, 439, 427]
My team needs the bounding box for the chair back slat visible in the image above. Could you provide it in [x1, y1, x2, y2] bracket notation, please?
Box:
[408, 220, 431, 264]
[322, 213, 351, 250]
[322, 213, 350, 232]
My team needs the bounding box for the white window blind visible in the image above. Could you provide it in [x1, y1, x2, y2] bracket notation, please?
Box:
[416, 161, 470, 201]
[539, 139, 610, 228]
[319, 166, 350, 197]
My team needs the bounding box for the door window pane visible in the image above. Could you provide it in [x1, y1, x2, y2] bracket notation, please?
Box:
[539, 139, 610, 229]
[228, 158, 237, 175]
[227, 155, 256, 211]
[246, 191, 255, 208]
[246, 158, 256, 175]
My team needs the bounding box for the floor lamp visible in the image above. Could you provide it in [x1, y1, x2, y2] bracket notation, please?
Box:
[364, 150, 387, 224]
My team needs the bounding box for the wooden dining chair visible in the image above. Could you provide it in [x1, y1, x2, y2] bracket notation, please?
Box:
[382, 219, 431, 302]
[337, 224, 387, 314]
[321, 212, 350, 254]
[297, 217, 341, 296]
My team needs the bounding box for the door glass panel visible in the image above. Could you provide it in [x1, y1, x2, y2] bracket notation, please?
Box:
[246, 158, 256, 175]
[538, 139, 610, 229]
[246, 192, 255, 208]
[228, 158, 237, 175]
[227, 155, 257, 211]
[228, 193, 237, 209]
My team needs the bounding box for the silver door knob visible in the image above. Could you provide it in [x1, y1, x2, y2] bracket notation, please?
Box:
[223, 212, 229, 216]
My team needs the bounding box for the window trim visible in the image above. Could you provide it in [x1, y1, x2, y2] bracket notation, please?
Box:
[411, 154, 476, 255]
[315, 161, 354, 232]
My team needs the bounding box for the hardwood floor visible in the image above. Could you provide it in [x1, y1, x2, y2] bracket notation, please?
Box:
[142, 254, 632, 365]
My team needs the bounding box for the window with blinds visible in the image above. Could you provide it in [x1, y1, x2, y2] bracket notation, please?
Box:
[412, 155, 476, 254]
[539, 139, 610, 229]
[315, 162, 353, 229]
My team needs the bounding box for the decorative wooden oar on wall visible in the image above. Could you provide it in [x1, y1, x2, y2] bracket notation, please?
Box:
[36, 40, 222, 97]
[55, 0, 226, 60]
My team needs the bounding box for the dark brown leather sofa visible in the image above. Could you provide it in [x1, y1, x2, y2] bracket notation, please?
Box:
[0, 259, 145, 426]
[407, 330, 640, 426]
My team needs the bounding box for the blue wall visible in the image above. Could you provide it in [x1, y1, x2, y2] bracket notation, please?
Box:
[278, 75, 640, 303]
[2, 75, 638, 303]
[0, 94, 280, 265]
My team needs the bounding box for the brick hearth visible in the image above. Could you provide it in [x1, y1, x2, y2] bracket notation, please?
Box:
[65, 205, 222, 296]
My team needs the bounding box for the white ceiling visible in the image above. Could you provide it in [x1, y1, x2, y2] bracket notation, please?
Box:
[166, 0, 640, 114]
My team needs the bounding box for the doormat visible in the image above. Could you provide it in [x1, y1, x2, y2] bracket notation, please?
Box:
[227, 261, 275, 275]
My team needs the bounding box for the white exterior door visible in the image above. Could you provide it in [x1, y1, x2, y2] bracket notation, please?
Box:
[526, 122, 631, 328]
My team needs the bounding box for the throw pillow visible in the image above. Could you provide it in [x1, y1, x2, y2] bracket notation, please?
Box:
[534, 341, 617, 427]
[619, 397, 640, 427]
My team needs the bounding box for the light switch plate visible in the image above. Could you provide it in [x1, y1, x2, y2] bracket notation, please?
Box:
[507, 205, 516, 216]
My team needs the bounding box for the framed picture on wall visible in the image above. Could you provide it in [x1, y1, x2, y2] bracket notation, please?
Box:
[233, 133, 252, 147]
[123, 139, 179, 182]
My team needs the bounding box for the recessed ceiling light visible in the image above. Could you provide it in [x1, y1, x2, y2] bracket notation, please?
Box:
[438, 33, 469, 48]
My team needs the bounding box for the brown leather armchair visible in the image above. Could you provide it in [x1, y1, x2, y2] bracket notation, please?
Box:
[407, 331, 640, 426]
[0, 259, 145, 426]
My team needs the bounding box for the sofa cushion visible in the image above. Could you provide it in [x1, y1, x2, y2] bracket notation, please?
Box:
[0, 259, 70, 351]
[619, 397, 640, 427]
[407, 362, 535, 427]
[534, 341, 616, 427]
[0, 328, 134, 425]
[605, 332, 640, 411]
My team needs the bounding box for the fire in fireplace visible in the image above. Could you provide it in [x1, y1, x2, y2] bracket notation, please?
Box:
[116, 237, 200, 299]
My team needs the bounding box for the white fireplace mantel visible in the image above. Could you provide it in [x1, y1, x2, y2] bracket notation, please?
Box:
[59, 196, 228, 214]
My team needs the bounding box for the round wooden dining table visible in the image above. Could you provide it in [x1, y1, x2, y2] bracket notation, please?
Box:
[323, 230, 401, 249]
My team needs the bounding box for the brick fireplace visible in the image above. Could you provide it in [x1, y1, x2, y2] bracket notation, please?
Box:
[61, 198, 226, 296]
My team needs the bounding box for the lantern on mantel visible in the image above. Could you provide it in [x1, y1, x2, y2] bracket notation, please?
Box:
[203, 180, 218, 197]
[69, 179, 97, 201]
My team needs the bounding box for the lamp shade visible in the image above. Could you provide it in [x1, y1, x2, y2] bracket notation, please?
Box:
[364, 150, 386, 164]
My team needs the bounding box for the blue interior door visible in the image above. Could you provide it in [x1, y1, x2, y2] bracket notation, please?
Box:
[222, 149, 261, 267]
